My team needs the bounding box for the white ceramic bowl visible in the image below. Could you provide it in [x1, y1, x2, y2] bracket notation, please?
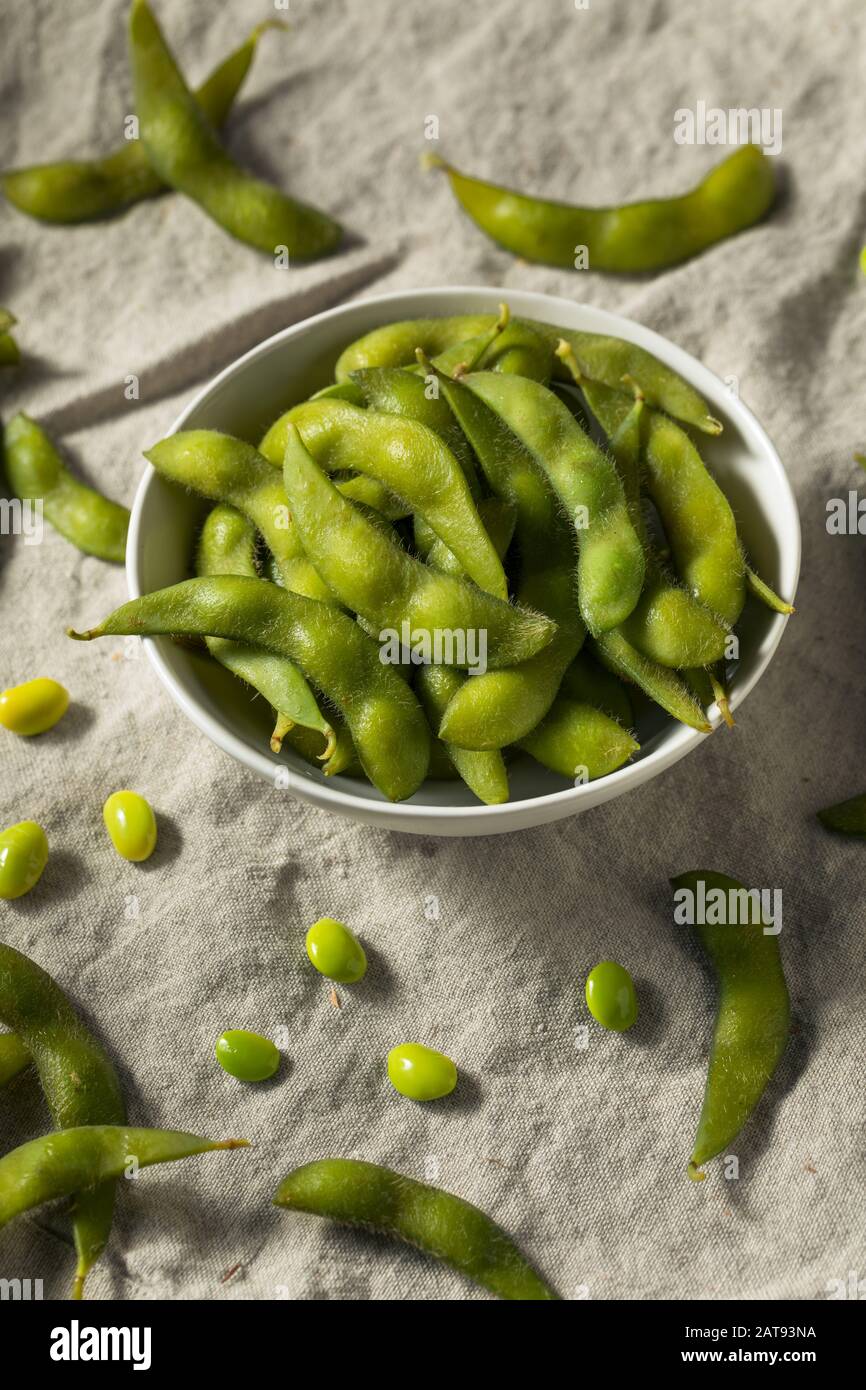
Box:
[127, 286, 800, 836]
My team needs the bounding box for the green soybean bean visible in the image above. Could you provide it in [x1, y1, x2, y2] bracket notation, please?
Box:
[518, 699, 638, 780]
[461, 369, 644, 634]
[262, 399, 505, 597]
[281, 425, 557, 668]
[594, 630, 712, 733]
[274, 1158, 558, 1301]
[215, 1029, 280, 1081]
[335, 313, 721, 435]
[0, 677, 69, 736]
[68, 576, 431, 802]
[585, 961, 638, 1032]
[2, 21, 286, 223]
[4, 414, 129, 563]
[0, 308, 20, 365]
[388, 1042, 457, 1100]
[0, 1032, 30, 1085]
[671, 871, 790, 1181]
[415, 665, 509, 805]
[426, 364, 584, 747]
[305, 917, 367, 983]
[0, 821, 49, 900]
[816, 793, 866, 837]
[197, 505, 335, 756]
[426, 145, 774, 273]
[102, 791, 157, 863]
[0, 1126, 248, 1232]
[560, 652, 633, 728]
[129, 0, 340, 259]
[560, 356, 731, 667]
[0, 943, 126, 1298]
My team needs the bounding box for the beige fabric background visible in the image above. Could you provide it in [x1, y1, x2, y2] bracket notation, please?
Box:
[1, 0, 864, 1301]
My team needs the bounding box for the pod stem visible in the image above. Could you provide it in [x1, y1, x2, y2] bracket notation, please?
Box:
[687, 1161, 706, 1183]
[66, 627, 97, 641]
[745, 564, 795, 615]
[420, 151, 447, 174]
[554, 338, 582, 384]
[709, 671, 735, 729]
[270, 713, 294, 753]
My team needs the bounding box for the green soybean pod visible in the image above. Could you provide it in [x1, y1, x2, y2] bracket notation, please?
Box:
[429, 365, 584, 748]
[461, 370, 644, 635]
[415, 665, 509, 805]
[426, 145, 775, 273]
[129, 0, 340, 259]
[816, 793, 866, 837]
[0, 943, 126, 1298]
[305, 918, 367, 983]
[0, 821, 49, 900]
[594, 630, 712, 733]
[69, 576, 431, 803]
[274, 1158, 559, 1300]
[215, 1029, 280, 1081]
[0, 1033, 31, 1086]
[0, 1127, 248, 1231]
[671, 870, 790, 1181]
[4, 414, 129, 563]
[518, 699, 638, 780]
[0, 307, 20, 365]
[350, 367, 481, 492]
[197, 504, 335, 756]
[280, 426, 557, 669]
[640, 411, 746, 627]
[1, 21, 287, 223]
[261, 399, 506, 597]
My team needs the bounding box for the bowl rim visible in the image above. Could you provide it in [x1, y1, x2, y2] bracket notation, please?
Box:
[127, 284, 801, 829]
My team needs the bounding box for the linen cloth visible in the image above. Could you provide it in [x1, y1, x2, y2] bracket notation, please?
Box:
[1, 0, 864, 1301]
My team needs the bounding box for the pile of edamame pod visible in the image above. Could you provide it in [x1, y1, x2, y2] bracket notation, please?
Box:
[69, 307, 794, 804]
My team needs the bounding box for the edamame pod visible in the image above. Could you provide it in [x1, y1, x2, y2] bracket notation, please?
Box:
[0, 943, 126, 1298]
[594, 630, 712, 733]
[262, 399, 507, 598]
[4, 414, 129, 564]
[273, 1158, 559, 1301]
[518, 698, 638, 780]
[427, 364, 584, 747]
[639, 411, 746, 627]
[461, 370, 644, 634]
[2, 21, 287, 223]
[129, 0, 340, 259]
[280, 426, 557, 669]
[0, 307, 20, 365]
[427, 145, 774, 273]
[415, 665, 509, 805]
[0, 1126, 248, 1230]
[197, 505, 335, 757]
[671, 871, 790, 1180]
[69, 576, 431, 802]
